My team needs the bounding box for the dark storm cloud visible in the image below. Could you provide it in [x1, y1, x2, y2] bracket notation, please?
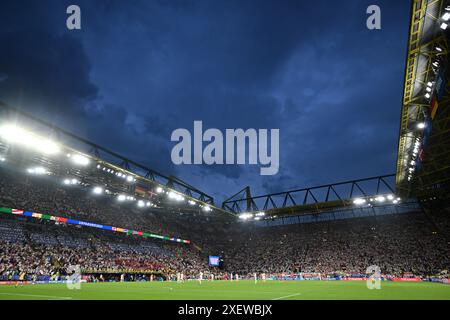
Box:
[0, 0, 176, 174]
[0, 0, 410, 203]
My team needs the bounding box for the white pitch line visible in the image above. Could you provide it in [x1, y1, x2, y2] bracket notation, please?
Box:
[271, 293, 301, 300]
[0, 292, 72, 300]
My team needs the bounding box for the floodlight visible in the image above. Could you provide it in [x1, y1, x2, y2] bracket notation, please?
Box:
[137, 200, 145, 207]
[188, 200, 196, 205]
[440, 22, 448, 30]
[426, 87, 432, 92]
[417, 123, 426, 129]
[375, 196, 385, 202]
[425, 93, 431, 99]
[427, 82, 433, 87]
[126, 175, 134, 182]
[255, 211, 265, 217]
[239, 213, 253, 220]
[203, 205, 212, 212]
[156, 187, 163, 193]
[442, 12, 450, 21]
[168, 191, 176, 199]
[63, 179, 71, 185]
[93, 186, 103, 194]
[27, 167, 47, 175]
[0, 157, 5, 162]
[353, 198, 366, 205]
[117, 194, 126, 201]
[386, 194, 394, 200]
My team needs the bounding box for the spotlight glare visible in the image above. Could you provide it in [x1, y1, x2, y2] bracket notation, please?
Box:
[0, 125, 60, 154]
[71, 154, 90, 166]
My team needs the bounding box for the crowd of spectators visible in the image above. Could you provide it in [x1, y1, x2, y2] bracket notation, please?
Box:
[0, 216, 209, 281]
[0, 166, 448, 281]
[218, 212, 449, 277]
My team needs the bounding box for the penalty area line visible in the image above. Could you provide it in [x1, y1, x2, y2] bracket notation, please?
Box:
[271, 293, 301, 300]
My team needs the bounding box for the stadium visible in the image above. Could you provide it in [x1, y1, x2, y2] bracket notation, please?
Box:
[0, 0, 449, 302]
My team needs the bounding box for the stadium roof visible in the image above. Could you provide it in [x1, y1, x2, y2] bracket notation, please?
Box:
[396, 0, 450, 198]
[0, 101, 234, 216]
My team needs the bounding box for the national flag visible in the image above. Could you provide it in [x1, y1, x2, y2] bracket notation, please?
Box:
[430, 96, 439, 119]
[135, 185, 147, 196]
[419, 149, 426, 162]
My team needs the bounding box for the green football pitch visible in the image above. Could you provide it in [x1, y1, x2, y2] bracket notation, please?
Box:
[0, 280, 449, 300]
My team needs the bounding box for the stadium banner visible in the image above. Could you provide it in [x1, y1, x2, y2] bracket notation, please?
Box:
[391, 277, 422, 282]
[0, 207, 190, 244]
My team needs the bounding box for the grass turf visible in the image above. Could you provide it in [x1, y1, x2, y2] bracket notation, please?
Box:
[0, 280, 449, 300]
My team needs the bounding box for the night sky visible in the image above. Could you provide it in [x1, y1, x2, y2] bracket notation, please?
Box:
[0, 0, 410, 203]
